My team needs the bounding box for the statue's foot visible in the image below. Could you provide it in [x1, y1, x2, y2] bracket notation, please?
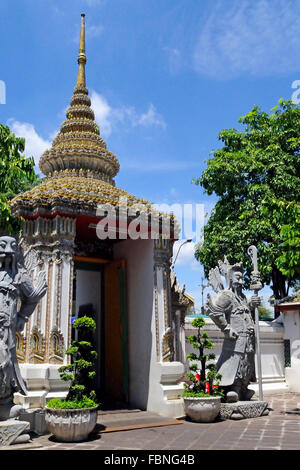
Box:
[9, 404, 24, 419]
[12, 433, 31, 445]
[226, 391, 239, 403]
[243, 388, 255, 401]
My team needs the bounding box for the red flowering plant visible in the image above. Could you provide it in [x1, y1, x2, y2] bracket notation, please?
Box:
[182, 317, 223, 398]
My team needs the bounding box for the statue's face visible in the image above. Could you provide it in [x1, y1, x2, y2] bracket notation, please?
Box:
[231, 271, 243, 289]
[0, 236, 17, 268]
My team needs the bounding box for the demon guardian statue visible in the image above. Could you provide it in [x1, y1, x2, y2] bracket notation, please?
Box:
[0, 236, 47, 445]
[205, 256, 261, 403]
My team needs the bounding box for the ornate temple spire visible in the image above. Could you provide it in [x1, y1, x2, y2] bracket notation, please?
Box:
[76, 13, 86, 88]
[9, 14, 163, 222]
[39, 13, 120, 183]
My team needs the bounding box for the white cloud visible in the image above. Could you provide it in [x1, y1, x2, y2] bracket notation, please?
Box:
[194, 0, 300, 79]
[86, 24, 104, 39]
[136, 104, 166, 129]
[7, 119, 51, 165]
[163, 47, 181, 74]
[73, 22, 104, 45]
[81, 0, 105, 5]
[90, 90, 166, 138]
[90, 91, 113, 137]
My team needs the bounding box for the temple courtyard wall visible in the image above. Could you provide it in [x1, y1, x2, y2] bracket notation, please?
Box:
[184, 312, 299, 395]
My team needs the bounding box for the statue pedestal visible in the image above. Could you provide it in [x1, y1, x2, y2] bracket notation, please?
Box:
[219, 400, 270, 420]
[17, 408, 47, 436]
[0, 420, 30, 446]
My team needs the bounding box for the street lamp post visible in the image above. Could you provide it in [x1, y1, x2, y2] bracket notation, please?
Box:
[171, 239, 192, 269]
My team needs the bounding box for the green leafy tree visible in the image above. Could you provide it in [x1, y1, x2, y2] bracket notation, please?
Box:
[183, 317, 222, 397]
[194, 99, 300, 299]
[0, 123, 39, 234]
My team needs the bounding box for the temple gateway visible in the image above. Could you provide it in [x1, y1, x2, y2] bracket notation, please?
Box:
[10, 14, 189, 418]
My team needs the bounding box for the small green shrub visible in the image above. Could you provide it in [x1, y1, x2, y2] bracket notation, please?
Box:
[183, 317, 223, 398]
[47, 315, 99, 410]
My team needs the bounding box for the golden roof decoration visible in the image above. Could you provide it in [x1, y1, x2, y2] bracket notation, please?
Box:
[39, 13, 120, 181]
[10, 172, 178, 226]
[11, 173, 149, 209]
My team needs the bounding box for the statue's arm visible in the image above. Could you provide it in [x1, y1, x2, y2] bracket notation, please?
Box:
[205, 291, 238, 340]
[16, 270, 47, 330]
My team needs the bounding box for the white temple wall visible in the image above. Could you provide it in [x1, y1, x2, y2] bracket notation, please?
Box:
[113, 238, 154, 410]
[114, 238, 185, 417]
[281, 306, 300, 392]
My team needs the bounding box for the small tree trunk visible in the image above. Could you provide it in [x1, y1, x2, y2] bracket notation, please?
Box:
[199, 345, 206, 390]
[272, 267, 288, 299]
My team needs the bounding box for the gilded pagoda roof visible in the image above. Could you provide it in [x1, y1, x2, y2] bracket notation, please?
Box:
[10, 14, 156, 221]
[10, 170, 153, 218]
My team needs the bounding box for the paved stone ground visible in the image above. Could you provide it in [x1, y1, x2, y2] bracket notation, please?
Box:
[5, 391, 300, 451]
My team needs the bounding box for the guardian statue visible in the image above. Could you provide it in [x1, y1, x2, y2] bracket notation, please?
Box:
[205, 256, 261, 402]
[0, 236, 47, 421]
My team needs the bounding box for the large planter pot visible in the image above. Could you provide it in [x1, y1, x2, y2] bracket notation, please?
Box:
[45, 407, 98, 442]
[183, 396, 221, 423]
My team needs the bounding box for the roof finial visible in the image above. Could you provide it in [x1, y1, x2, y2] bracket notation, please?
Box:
[76, 13, 86, 88]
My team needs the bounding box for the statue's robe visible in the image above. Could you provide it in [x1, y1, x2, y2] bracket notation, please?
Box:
[205, 289, 256, 388]
[0, 268, 39, 398]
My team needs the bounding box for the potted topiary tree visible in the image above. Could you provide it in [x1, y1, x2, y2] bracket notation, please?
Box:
[182, 316, 223, 423]
[45, 316, 99, 442]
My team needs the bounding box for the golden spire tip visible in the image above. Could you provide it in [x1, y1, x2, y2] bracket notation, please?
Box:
[76, 13, 86, 88]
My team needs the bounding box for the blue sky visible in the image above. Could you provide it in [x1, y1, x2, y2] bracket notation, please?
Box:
[1, 0, 300, 310]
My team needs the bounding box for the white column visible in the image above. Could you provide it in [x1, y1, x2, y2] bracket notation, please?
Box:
[148, 238, 185, 418]
[281, 303, 300, 392]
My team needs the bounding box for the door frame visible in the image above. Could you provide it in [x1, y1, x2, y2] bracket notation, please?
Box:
[73, 255, 128, 402]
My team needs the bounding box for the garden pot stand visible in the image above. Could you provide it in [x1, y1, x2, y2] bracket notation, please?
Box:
[219, 400, 270, 420]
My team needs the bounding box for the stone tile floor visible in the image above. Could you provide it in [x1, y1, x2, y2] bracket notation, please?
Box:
[5, 391, 300, 451]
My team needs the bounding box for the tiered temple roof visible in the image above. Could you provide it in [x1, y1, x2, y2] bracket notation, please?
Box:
[10, 14, 153, 220]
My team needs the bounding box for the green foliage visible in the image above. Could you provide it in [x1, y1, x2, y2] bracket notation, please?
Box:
[193, 100, 300, 299]
[0, 123, 40, 234]
[47, 395, 98, 410]
[47, 316, 99, 409]
[73, 316, 96, 331]
[183, 317, 222, 397]
[182, 390, 213, 398]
